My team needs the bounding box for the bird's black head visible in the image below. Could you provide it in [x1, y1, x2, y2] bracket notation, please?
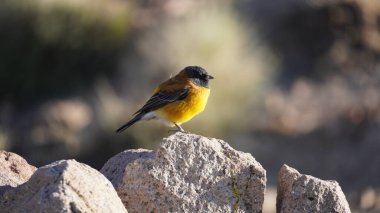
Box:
[184, 66, 214, 88]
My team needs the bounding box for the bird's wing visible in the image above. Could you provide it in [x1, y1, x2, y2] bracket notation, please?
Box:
[134, 88, 188, 115]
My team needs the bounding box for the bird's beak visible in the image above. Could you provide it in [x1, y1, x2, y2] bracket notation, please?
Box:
[207, 75, 214, 80]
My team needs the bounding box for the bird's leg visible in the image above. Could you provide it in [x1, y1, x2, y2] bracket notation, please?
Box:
[174, 123, 185, 132]
[168, 123, 189, 133]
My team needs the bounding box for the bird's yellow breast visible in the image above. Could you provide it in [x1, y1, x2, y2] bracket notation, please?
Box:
[155, 84, 210, 124]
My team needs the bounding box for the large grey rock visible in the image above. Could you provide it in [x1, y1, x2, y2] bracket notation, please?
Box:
[1, 159, 127, 213]
[0, 151, 36, 194]
[276, 164, 351, 213]
[101, 132, 266, 213]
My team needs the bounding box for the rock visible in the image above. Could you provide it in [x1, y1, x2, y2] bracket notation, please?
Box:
[276, 164, 351, 213]
[101, 132, 266, 213]
[1, 159, 127, 213]
[0, 151, 36, 194]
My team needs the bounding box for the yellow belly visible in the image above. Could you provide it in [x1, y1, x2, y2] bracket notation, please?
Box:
[155, 86, 210, 124]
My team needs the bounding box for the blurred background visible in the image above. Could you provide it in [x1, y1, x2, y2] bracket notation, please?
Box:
[0, 0, 379, 212]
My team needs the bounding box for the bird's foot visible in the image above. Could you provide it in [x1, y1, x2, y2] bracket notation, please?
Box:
[174, 123, 190, 134]
[169, 123, 189, 134]
[168, 129, 190, 134]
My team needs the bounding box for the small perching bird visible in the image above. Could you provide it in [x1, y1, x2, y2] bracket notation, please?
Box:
[116, 66, 214, 133]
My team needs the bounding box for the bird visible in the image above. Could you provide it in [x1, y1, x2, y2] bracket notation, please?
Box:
[116, 66, 214, 133]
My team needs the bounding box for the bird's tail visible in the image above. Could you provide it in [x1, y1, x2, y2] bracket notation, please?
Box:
[115, 113, 143, 133]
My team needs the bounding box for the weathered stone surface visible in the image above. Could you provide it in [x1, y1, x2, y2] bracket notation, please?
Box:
[277, 164, 351, 213]
[1, 159, 127, 213]
[101, 132, 266, 213]
[0, 151, 36, 194]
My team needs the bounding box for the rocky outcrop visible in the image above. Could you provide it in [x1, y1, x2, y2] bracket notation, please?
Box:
[101, 132, 267, 213]
[0, 134, 354, 212]
[0, 159, 127, 213]
[0, 151, 36, 195]
[276, 164, 351, 213]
